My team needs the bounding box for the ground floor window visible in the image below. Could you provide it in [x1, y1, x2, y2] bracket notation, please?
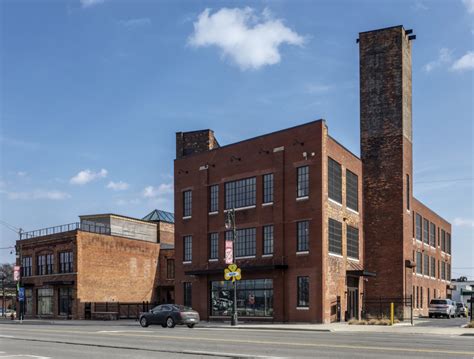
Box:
[297, 276, 309, 308]
[183, 282, 192, 307]
[210, 279, 273, 317]
[58, 287, 73, 316]
[25, 288, 33, 315]
[37, 288, 53, 315]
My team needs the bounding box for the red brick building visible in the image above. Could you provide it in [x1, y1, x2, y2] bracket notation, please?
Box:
[17, 211, 175, 319]
[174, 25, 451, 322]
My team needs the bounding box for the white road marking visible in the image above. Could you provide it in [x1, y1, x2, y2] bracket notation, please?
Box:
[0, 356, 51, 359]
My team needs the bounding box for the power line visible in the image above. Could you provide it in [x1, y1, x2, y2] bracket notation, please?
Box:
[414, 177, 473, 184]
[0, 219, 21, 234]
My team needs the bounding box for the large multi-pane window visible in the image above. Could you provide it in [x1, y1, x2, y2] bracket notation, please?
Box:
[429, 222, 436, 247]
[46, 254, 54, 274]
[209, 185, 219, 213]
[209, 233, 219, 260]
[167, 259, 175, 279]
[297, 221, 309, 252]
[430, 257, 436, 278]
[37, 254, 54, 275]
[22, 256, 32, 277]
[183, 282, 192, 307]
[446, 233, 451, 254]
[297, 166, 309, 198]
[328, 218, 342, 255]
[347, 225, 359, 260]
[263, 174, 274, 204]
[441, 230, 446, 252]
[263, 225, 274, 255]
[416, 251, 422, 274]
[297, 276, 309, 307]
[423, 254, 429, 275]
[37, 288, 53, 315]
[211, 279, 273, 317]
[227, 228, 256, 257]
[328, 158, 342, 203]
[346, 170, 358, 211]
[25, 288, 33, 315]
[59, 252, 73, 273]
[58, 287, 73, 316]
[183, 190, 192, 217]
[225, 177, 256, 209]
[415, 214, 422, 241]
[441, 262, 446, 280]
[447, 263, 451, 281]
[423, 219, 429, 244]
[183, 236, 192, 262]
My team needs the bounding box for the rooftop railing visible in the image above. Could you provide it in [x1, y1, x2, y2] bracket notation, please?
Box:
[20, 222, 111, 240]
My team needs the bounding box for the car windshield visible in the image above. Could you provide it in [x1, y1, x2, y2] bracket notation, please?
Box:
[430, 299, 448, 305]
[172, 305, 193, 312]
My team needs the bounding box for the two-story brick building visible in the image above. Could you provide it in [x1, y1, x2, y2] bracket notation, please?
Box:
[173, 25, 452, 322]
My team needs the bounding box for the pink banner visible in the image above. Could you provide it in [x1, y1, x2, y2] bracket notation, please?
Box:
[225, 240, 233, 264]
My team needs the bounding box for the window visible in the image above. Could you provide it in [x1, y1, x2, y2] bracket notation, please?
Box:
[225, 177, 256, 209]
[58, 287, 73, 316]
[183, 282, 192, 307]
[37, 288, 53, 315]
[297, 221, 309, 252]
[328, 218, 342, 255]
[37, 254, 53, 275]
[263, 173, 274, 203]
[441, 229, 446, 252]
[346, 170, 358, 211]
[347, 225, 359, 260]
[416, 286, 419, 308]
[430, 257, 436, 278]
[209, 233, 219, 260]
[167, 259, 175, 279]
[429, 222, 436, 247]
[420, 287, 424, 308]
[423, 218, 429, 244]
[415, 214, 422, 241]
[227, 228, 256, 257]
[427, 288, 430, 307]
[416, 251, 422, 274]
[46, 254, 53, 274]
[183, 236, 192, 262]
[211, 279, 273, 317]
[209, 185, 219, 213]
[441, 262, 446, 280]
[25, 289, 33, 315]
[297, 276, 309, 307]
[297, 166, 309, 198]
[446, 233, 451, 254]
[59, 252, 73, 273]
[183, 190, 192, 217]
[328, 158, 342, 203]
[423, 254, 429, 275]
[263, 225, 274, 255]
[21, 256, 32, 277]
[406, 174, 410, 210]
[447, 263, 451, 281]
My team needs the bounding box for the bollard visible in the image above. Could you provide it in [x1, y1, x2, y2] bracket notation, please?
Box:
[390, 302, 394, 325]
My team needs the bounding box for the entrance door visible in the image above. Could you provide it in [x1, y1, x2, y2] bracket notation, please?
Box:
[347, 287, 359, 320]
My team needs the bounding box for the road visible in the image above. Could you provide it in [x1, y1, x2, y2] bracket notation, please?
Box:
[0, 322, 473, 358]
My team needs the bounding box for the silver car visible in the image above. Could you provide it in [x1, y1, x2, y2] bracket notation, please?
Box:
[428, 299, 456, 318]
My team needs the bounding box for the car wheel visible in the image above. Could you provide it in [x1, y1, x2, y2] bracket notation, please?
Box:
[166, 317, 176, 328]
[187, 324, 195, 328]
[140, 317, 148, 328]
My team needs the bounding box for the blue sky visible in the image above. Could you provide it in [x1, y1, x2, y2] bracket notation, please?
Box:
[1, 0, 473, 278]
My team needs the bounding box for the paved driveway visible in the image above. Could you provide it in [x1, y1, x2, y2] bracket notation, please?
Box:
[415, 317, 470, 328]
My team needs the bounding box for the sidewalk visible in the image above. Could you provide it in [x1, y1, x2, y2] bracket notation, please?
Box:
[1, 317, 472, 336]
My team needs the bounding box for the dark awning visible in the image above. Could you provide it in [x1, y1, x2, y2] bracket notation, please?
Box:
[347, 270, 376, 278]
[185, 264, 288, 276]
[42, 281, 75, 286]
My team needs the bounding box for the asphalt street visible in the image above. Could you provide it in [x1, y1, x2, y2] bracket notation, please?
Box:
[0, 322, 473, 359]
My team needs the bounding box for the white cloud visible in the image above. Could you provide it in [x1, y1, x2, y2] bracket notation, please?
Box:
[188, 7, 304, 70]
[305, 83, 332, 94]
[16, 171, 27, 177]
[463, 0, 474, 13]
[70, 169, 108, 185]
[451, 51, 474, 71]
[119, 18, 152, 27]
[423, 48, 453, 72]
[80, 0, 106, 8]
[142, 183, 173, 198]
[453, 218, 474, 227]
[106, 181, 129, 191]
[7, 190, 71, 201]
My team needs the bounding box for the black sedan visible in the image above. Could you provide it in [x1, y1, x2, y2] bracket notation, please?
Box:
[139, 304, 200, 328]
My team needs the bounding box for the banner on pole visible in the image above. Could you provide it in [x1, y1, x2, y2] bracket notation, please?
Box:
[225, 240, 233, 264]
[13, 266, 20, 281]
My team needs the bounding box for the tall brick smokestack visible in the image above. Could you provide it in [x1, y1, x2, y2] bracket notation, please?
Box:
[359, 26, 415, 303]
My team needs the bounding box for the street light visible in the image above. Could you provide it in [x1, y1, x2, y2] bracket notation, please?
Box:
[225, 208, 238, 326]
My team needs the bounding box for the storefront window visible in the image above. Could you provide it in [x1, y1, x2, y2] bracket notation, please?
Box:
[25, 288, 33, 315]
[37, 288, 53, 315]
[210, 279, 273, 317]
[59, 288, 73, 316]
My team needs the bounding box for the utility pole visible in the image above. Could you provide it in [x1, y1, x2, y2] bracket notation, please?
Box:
[1, 275, 5, 318]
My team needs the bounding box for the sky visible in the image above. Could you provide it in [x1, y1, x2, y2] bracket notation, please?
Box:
[0, 0, 473, 278]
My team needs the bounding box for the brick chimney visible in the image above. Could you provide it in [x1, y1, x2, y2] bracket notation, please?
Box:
[176, 130, 219, 159]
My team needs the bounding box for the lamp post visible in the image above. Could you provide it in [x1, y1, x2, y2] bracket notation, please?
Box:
[225, 208, 238, 326]
[1, 274, 5, 318]
[15, 229, 23, 322]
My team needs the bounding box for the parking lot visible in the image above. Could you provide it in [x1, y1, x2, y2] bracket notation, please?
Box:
[415, 316, 471, 328]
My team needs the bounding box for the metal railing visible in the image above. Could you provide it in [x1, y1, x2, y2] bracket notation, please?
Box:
[20, 222, 111, 240]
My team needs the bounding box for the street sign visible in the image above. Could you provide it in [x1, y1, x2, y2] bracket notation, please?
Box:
[224, 264, 241, 282]
[225, 240, 233, 264]
[18, 287, 25, 302]
[13, 266, 20, 281]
